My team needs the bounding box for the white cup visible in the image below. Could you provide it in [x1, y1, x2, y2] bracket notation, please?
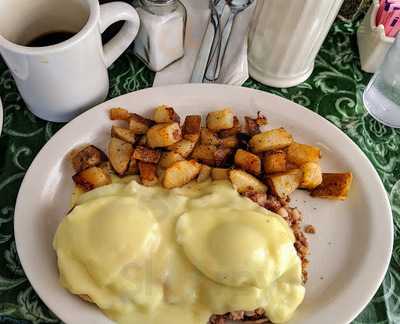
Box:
[0, 0, 140, 122]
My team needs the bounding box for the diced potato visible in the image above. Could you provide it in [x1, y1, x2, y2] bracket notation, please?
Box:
[73, 167, 111, 191]
[147, 123, 182, 148]
[255, 111, 268, 126]
[183, 115, 201, 142]
[110, 107, 130, 121]
[191, 144, 217, 165]
[128, 113, 154, 134]
[311, 173, 353, 200]
[287, 142, 321, 166]
[168, 139, 196, 158]
[234, 149, 261, 176]
[219, 117, 241, 138]
[132, 146, 161, 163]
[201, 128, 221, 145]
[98, 161, 113, 175]
[214, 147, 233, 167]
[206, 108, 234, 131]
[108, 138, 133, 176]
[245, 112, 268, 136]
[153, 105, 180, 123]
[71, 145, 106, 172]
[157, 165, 166, 182]
[229, 169, 267, 194]
[220, 135, 239, 148]
[159, 151, 185, 169]
[267, 169, 302, 199]
[245, 117, 261, 136]
[125, 158, 138, 175]
[138, 162, 158, 186]
[263, 150, 287, 174]
[111, 126, 136, 144]
[163, 160, 201, 189]
[249, 128, 293, 153]
[300, 162, 322, 190]
[197, 164, 212, 182]
[211, 168, 230, 180]
[137, 135, 147, 146]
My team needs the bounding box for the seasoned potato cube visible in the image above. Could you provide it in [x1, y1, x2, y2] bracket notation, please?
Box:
[249, 128, 293, 153]
[153, 105, 180, 123]
[206, 108, 234, 131]
[311, 173, 352, 200]
[71, 145, 106, 172]
[211, 168, 230, 180]
[267, 169, 302, 199]
[214, 147, 233, 167]
[168, 139, 196, 158]
[263, 150, 287, 174]
[163, 160, 201, 189]
[183, 115, 201, 142]
[138, 162, 158, 186]
[287, 142, 321, 166]
[219, 117, 241, 138]
[191, 144, 217, 165]
[137, 134, 147, 146]
[147, 123, 182, 148]
[300, 162, 323, 190]
[245, 117, 261, 136]
[98, 161, 113, 175]
[220, 135, 239, 148]
[110, 107, 130, 121]
[245, 111, 268, 136]
[254, 111, 268, 126]
[201, 128, 222, 145]
[108, 138, 133, 176]
[159, 151, 185, 169]
[111, 126, 136, 144]
[157, 165, 166, 182]
[125, 158, 139, 175]
[73, 167, 111, 191]
[197, 164, 212, 182]
[229, 169, 267, 194]
[132, 146, 161, 163]
[128, 113, 154, 134]
[234, 149, 261, 176]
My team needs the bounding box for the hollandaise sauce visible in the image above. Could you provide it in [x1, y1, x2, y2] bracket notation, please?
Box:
[53, 180, 305, 324]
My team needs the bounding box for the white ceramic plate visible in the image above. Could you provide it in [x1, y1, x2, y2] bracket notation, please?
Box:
[14, 84, 393, 324]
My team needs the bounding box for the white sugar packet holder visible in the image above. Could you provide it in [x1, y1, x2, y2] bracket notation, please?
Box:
[357, 0, 395, 73]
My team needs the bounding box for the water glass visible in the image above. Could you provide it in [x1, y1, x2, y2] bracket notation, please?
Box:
[363, 34, 400, 128]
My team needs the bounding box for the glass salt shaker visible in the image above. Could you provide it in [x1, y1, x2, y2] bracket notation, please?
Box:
[363, 34, 400, 128]
[133, 0, 186, 72]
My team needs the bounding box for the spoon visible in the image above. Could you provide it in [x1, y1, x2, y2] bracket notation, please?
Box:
[204, 0, 255, 82]
[190, 0, 226, 83]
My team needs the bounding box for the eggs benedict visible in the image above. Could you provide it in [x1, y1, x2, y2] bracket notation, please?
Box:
[53, 180, 305, 324]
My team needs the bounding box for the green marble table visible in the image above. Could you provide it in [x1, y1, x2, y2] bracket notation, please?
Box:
[0, 16, 399, 324]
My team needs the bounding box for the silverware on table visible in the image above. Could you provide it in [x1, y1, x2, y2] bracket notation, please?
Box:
[204, 0, 255, 82]
[190, 0, 226, 83]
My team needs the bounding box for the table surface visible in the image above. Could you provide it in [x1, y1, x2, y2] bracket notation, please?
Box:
[0, 13, 399, 324]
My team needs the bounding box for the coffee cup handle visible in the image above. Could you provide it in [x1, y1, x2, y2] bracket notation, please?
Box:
[99, 2, 140, 68]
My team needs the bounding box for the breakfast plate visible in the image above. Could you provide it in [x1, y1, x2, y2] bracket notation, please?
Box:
[14, 84, 393, 324]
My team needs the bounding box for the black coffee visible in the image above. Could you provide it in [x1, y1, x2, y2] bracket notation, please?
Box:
[27, 31, 76, 47]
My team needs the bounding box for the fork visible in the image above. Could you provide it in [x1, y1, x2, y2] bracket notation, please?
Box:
[204, 0, 255, 82]
[190, 0, 226, 83]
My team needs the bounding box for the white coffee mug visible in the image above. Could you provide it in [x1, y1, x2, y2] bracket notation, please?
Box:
[0, 0, 140, 122]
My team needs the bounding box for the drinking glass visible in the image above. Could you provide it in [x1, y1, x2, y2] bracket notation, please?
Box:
[363, 34, 400, 128]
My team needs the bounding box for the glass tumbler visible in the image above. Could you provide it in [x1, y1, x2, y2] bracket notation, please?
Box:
[363, 34, 400, 128]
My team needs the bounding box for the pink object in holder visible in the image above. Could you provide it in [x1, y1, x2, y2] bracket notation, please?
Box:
[376, 0, 400, 36]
